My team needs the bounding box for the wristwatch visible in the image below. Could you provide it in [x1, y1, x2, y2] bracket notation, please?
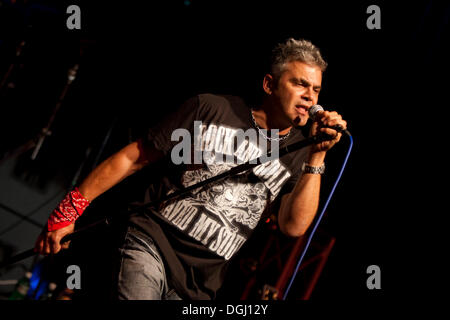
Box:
[301, 162, 325, 175]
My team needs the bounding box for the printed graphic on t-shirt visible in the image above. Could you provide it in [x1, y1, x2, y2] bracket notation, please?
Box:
[159, 123, 292, 260]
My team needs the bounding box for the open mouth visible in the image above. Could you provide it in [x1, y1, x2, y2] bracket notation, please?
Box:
[295, 105, 308, 115]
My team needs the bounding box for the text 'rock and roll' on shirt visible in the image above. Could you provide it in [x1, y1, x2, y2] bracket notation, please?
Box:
[127, 93, 309, 299]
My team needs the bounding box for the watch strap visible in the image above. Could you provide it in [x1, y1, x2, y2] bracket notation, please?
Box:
[301, 162, 325, 174]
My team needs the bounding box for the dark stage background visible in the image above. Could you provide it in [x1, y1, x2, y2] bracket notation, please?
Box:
[0, 0, 446, 302]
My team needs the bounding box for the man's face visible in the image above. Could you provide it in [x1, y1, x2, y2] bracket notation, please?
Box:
[266, 61, 322, 128]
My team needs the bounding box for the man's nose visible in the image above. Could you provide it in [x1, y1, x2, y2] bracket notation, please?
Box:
[301, 87, 315, 103]
[300, 94, 313, 105]
[302, 95, 311, 102]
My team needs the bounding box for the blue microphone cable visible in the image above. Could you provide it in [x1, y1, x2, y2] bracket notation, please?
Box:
[282, 131, 354, 300]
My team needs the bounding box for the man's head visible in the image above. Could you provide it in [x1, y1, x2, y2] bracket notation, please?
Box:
[270, 38, 327, 81]
[263, 38, 327, 128]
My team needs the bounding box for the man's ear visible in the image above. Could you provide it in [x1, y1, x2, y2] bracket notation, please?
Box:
[263, 74, 274, 95]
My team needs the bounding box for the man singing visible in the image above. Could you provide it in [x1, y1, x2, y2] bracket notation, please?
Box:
[35, 38, 347, 300]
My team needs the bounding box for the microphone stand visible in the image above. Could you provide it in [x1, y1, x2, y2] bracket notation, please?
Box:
[30, 64, 79, 160]
[0, 132, 335, 269]
[0, 64, 80, 165]
[0, 40, 26, 92]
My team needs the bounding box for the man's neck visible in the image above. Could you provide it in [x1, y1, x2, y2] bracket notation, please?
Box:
[252, 104, 292, 136]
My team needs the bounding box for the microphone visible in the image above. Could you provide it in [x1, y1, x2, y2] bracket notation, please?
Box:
[308, 105, 351, 136]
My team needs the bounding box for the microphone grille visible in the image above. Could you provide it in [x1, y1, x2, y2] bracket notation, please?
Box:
[309, 104, 324, 120]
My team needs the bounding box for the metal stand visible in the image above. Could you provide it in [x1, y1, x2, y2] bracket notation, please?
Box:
[0, 64, 79, 165]
[239, 227, 335, 300]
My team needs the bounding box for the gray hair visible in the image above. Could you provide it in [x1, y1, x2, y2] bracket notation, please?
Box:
[270, 38, 327, 81]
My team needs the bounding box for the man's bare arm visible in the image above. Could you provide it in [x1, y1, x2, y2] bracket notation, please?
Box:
[278, 110, 347, 237]
[277, 153, 324, 237]
[34, 140, 163, 255]
[78, 140, 162, 201]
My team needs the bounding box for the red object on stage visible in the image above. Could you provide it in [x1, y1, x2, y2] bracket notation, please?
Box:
[238, 220, 335, 300]
[47, 187, 90, 231]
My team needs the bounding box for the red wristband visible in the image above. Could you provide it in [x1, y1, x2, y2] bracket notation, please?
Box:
[47, 187, 91, 232]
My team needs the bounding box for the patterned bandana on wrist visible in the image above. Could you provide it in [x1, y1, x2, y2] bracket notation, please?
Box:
[47, 187, 90, 231]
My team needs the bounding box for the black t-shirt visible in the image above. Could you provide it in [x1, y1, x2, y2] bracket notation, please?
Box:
[128, 93, 310, 299]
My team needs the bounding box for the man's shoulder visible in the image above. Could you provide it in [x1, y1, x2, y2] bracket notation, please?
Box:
[196, 93, 247, 108]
